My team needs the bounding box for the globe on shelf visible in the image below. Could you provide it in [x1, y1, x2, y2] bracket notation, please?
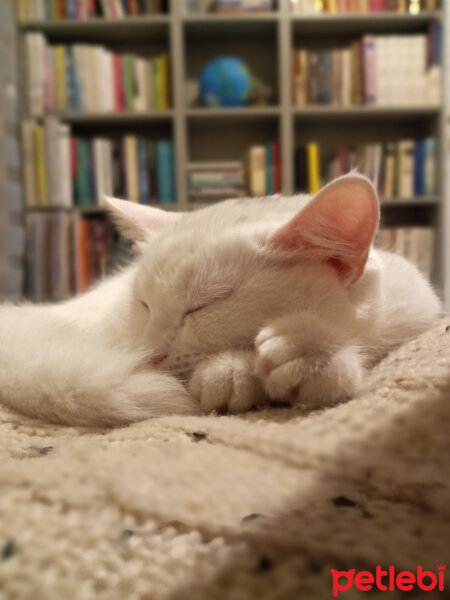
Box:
[199, 56, 272, 108]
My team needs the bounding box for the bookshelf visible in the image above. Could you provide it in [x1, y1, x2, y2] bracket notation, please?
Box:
[14, 0, 449, 311]
[0, 1, 21, 301]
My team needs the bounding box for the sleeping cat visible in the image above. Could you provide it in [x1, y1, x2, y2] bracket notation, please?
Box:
[0, 174, 441, 425]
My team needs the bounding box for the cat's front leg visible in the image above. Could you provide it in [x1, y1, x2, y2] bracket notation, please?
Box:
[255, 312, 363, 408]
[188, 350, 266, 414]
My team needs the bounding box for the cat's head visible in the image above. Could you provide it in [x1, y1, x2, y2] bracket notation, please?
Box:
[106, 174, 379, 378]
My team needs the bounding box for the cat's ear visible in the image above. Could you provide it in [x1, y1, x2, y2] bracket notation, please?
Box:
[104, 196, 183, 241]
[271, 174, 380, 284]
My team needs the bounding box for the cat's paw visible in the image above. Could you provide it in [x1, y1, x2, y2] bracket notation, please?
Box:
[188, 351, 265, 414]
[255, 315, 362, 407]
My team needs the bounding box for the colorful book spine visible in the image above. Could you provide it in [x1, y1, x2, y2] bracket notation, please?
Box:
[138, 138, 150, 204]
[123, 54, 135, 111]
[362, 35, 377, 104]
[273, 141, 281, 193]
[156, 54, 170, 109]
[76, 138, 90, 206]
[424, 139, 436, 196]
[413, 140, 425, 197]
[67, 0, 77, 18]
[34, 124, 47, 207]
[155, 140, 176, 204]
[54, 45, 67, 110]
[112, 55, 125, 111]
[125, 136, 139, 202]
[307, 142, 320, 194]
[247, 145, 266, 196]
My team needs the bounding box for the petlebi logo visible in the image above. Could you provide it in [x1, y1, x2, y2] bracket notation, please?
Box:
[331, 564, 445, 597]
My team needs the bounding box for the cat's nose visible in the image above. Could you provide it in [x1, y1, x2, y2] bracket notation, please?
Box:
[150, 351, 169, 366]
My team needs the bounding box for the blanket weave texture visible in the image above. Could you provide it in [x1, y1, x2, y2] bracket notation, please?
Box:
[1, 318, 450, 600]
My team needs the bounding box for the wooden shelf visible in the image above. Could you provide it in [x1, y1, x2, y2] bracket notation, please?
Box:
[183, 13, 279, 39]
[25, 203, 178, 213]
[186, 106, 280, 119]
[293, 106, 441, 118]
[26, 206, 107, 213]
[291, 11, 441, 35]
[18, 16, 170, 42]
[381, 198, 439, 206]
[27, 111, 174, 124]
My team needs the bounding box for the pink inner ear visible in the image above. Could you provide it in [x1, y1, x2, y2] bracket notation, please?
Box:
[273, 176, 380, 283]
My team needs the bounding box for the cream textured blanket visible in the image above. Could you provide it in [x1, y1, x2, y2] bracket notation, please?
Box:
[1, 318, 449, 600]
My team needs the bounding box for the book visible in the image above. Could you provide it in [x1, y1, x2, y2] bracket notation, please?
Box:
[413, 139, 425, 197]
[397, 139, 414, 198]
[247, 145, 266, 196]
[21, 121, 37, 208]
[307, 142, 320, 194]
[293, 50, 308, 106]
[383, 142, 396, 199]
[134, 57, 149, 112]
[362, 35, 377, 104]
[123, 54, 135, 112]
[138, 138, 151, 204]
[155, 140, 176, 203]
[112, 55, 125, 111]
[34, 124, 47, 207]
[44, 116, 60, 207]
[273, 142, 281, 194]
[125, 136, 139, 202]
[156, 54, 170, 109]
[75, 138, 90, 206]
[54, 45, 67, 111]
[424, 138, 436, 196]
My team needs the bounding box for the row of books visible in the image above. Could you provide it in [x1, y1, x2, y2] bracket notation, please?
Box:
[295, 138, 437, 198]
[22, 118, 176, 208]
[187, 143, 281, 201]
[19, 0, 167, 20]
[187, 161, 246, 201]
[375, 227, 434, 278]
[186, 0, 274, 12]
[292, 30, 441, 107]
[26, 34, 170, 116]
[214, 0, 275, 11]
[25, 213, 110, 302]
[290, 0, 440, 13]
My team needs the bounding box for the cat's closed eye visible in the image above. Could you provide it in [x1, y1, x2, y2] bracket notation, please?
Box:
[183, 288, 235, 320]
[184, 304, 208, 318]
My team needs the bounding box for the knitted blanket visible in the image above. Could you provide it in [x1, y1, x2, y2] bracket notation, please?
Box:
[1, 318, 449, 600]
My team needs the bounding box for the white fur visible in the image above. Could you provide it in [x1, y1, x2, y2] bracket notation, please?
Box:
[0, 175, 441, 424]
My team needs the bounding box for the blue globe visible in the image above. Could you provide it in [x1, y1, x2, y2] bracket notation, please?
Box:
[200, 57, 252, 107]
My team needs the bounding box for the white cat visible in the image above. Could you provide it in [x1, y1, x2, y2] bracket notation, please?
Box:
[0, 174, 441, 425]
